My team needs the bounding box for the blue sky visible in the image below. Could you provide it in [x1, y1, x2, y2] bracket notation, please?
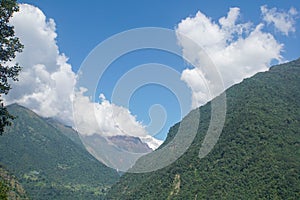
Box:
[18, 0, 299, 69]
[10, 0, 300, 145]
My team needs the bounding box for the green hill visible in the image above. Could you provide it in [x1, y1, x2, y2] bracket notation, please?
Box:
[107, 58, 300, 199]
[0, 104, 119, 200]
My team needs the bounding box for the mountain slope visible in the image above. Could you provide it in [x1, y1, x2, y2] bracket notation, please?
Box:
[108, 135, 152, 153]
[45, 118, 86, 149]
[82, 134, 151, 173]
[0, 165, 29, 200]
[0, 104, 119, 200]
[107, 58, 300, 199]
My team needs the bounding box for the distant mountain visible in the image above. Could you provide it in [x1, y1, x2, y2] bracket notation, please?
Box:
[108, 135, 152, 153]
[46, 118, 153, 170]
[138, 135, 163, 150]
[45, 118, 85, 149]
[107, 58, 300, 199]
[82, 134, 152, 173]
[0, 104, 119, 200]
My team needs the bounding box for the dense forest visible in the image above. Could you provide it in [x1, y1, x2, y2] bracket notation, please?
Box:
[0, 104, 119, 199]
[107, 58, 300, 199]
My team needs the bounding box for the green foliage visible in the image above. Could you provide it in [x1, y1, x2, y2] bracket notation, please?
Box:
[0, 165, 29, 199]
[0, 180, 8, 200]
[0, 0, 23, 134]
[107, 58, 300, 199]
[45, 118, 86, 149]
[0, 104, 119, 199]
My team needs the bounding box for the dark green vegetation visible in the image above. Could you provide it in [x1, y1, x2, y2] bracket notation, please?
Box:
[0, 104, 119, 200]
[108, 58, 300, 199]
[45, 118, 86, 149]
[0, 0, 23, 134]
[0, 165, 29, 199]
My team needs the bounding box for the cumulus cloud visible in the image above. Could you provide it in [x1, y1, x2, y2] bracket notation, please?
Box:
[176, 7, 283, 108]
[5, 4, 162, 150]
[73, 89, 162, 149]
[261, 5, 298, 36]
[71, 89, 162, 150]
[5, 4, 76, 125]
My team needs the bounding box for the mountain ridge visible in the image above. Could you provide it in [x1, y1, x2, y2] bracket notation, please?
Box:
[107, 58, 300, 199]
[108, 135, 153, 153]
[0, 104, 119, 200]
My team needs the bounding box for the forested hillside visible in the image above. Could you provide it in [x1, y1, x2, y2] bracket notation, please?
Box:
[108, 58, 300, 199]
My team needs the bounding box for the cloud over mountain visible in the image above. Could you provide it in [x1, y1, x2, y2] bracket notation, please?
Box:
[73, 90, 163, 149]
[5, 4, 162, 150]
[5, 4, 296, 151]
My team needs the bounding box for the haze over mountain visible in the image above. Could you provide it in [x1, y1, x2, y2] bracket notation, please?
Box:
[108, 135, 153, 153]
[107, 58, 300, 199]
[81, 134, 153, 173]
[46, 118, 154, 169]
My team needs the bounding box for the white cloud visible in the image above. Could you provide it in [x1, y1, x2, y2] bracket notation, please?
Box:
[73, 90, 163, 149]
[261, 5, 298, 36]
[5, 4, 76, 125]
[5, 4, 162, 150]
[176, 7, 283, 108]
[73, 90, 147, 138]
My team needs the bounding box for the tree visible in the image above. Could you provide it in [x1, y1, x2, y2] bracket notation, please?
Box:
[0, 0, 23, 134]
